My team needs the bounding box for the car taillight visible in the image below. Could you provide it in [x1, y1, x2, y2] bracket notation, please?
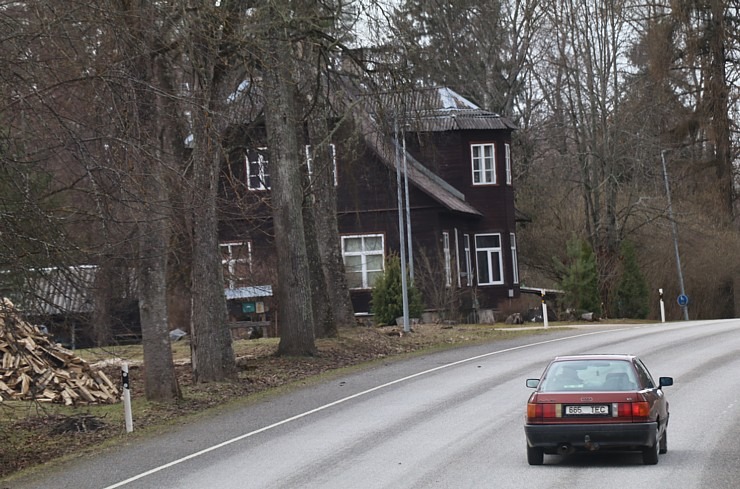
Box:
[527, 403, 559, 421]
[614, 401, 650, 421]
[631, 401, 650, 420]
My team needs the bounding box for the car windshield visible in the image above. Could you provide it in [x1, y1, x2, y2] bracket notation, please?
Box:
[538, 359, 639, 392]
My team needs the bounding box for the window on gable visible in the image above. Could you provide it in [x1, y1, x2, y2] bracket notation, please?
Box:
[505, 143, 512, 185]
[305, 144, 338, 186]
[510, 232, 519, 284]
[475, 233, 503, 285]
[246, 148, 270, 190]
[220, 241, 252, 289]
[341, 234, 384, 289]
[471, 143, 496, 185]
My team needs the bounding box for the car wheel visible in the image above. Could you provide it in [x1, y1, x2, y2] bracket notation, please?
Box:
[527, 445, 544, 465]
[642, 428, 660, 465]
[659, 429, 668, 454]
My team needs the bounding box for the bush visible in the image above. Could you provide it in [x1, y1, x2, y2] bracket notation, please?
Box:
[371, 254, 424, 325]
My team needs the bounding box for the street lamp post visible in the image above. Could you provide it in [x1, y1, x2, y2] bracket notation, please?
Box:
[661, 150, 689, 321]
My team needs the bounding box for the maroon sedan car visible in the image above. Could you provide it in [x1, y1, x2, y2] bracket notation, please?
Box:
[524, 354, 673, 465]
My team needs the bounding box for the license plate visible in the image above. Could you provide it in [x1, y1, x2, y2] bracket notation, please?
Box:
[564, 404, 609, 416]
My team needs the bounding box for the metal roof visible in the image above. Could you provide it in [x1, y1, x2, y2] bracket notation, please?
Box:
[6, 266, 99, 315]
[224, 285, 273, 300]
[380, 87, 518, 132]
[353, 106, 483, 217]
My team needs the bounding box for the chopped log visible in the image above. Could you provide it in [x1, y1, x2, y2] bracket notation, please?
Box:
[0, 298, 120, 404]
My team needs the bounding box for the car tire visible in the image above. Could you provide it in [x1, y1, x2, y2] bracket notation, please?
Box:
[659, 430, 668, 454]
[642, 428, 660, 465]
[527, 445, 544, 465]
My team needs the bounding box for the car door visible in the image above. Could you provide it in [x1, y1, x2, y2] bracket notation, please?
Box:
[634, 359, 667, 421]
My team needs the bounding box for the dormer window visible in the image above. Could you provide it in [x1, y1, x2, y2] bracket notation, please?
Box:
[246, 148, 270, 190]
[471, 143, 496, 185]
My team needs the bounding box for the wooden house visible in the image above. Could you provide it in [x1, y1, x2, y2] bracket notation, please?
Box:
[218, 86, 522, 322]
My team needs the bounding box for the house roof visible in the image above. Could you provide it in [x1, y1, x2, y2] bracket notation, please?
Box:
[347, 87, 516, 216]
[346, 87, 484, 217]
[382, 87, 518, 132]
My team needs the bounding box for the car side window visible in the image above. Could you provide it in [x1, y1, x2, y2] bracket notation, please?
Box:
[634, 359, 655, 389]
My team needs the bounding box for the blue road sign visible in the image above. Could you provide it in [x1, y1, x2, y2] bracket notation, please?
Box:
[677, 294, 689, 306]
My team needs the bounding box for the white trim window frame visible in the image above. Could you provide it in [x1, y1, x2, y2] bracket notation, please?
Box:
[475, 233, 504, 286]
[246, 148, 270, 190]
[510, 232, 519, 284]
[454, 228, 461, 288]
[464, 234, 473, 286]
[443, 231, 452, 287]
[305, 144, 338, 186]
[471, 143, 496, 185]
[505, 143, 512, 185]
[341, 234, 385, 289]
[220, 241, 252, 289]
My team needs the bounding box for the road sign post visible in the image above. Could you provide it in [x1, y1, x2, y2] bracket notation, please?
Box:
[677, 294, 689, 321]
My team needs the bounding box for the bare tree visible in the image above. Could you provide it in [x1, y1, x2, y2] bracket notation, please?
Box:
[259, 2, 317, 356]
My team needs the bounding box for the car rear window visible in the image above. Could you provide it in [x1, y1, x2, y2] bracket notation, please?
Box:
[539, 360, 639, 392]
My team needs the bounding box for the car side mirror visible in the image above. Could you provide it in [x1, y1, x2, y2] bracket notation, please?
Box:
[526, 379, 540, 388]
[659, 377, 673, 387]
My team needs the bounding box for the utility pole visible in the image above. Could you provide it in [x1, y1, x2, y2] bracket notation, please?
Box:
[395, 118, 410, 333]
[661, 150, 689, 321]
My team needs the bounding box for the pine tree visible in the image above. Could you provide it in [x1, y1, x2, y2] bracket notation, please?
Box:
[371, 254, 423, 326]
[613, 241, 649, 319]
[557, 238, 601, 315]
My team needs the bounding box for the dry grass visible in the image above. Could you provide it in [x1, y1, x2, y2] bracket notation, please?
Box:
[0, 323, 547, 479]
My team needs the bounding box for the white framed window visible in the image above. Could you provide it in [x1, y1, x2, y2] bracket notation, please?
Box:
[220, 241, 252, 289]
[475, 233, 503, 285]
[305, 144, 337, 186]
[510, 232, 519, 284]
[246, 148, 270, 190]
[464, 234, 473, 286]
[505, 143, 512, 185]
[454, 228, 461, 288]
[471, 143, 496, 185]
[443, 232, 452, 287]
[341, 234, 385, 289]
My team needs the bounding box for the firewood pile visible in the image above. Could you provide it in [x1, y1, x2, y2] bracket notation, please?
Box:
[0, 298, 120, 405]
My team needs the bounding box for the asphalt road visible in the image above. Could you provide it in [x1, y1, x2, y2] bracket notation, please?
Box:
[5, 319, 740, 489]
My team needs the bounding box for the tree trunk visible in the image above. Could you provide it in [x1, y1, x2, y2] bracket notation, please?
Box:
[302, 178, 334, 338]
[119, 0, 181, 401]
[262, 18, 316, 356]
[186, 1, 243, 382]
[189, 107, 237, 381]
[308, 121, 355, 332]
[139, 211, 181, 400]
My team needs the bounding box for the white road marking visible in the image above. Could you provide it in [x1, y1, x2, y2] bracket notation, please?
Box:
[103, 327, 631, 488]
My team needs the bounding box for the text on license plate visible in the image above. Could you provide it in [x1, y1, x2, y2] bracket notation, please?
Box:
[565, 404, 609, 416]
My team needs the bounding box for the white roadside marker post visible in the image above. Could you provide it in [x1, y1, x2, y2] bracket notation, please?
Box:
[541, 289, 549, 329]
[122, 363, 133, 433]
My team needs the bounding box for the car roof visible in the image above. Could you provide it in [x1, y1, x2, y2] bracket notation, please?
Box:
[551, 354, 637, 362]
